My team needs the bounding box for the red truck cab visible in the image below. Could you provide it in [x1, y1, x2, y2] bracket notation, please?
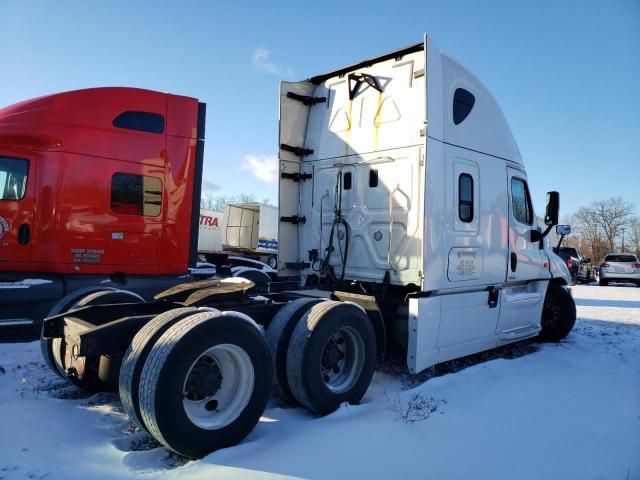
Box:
[0, 88, 205, 337]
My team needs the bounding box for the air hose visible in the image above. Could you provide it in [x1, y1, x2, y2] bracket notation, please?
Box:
[320, 170, 350, 283]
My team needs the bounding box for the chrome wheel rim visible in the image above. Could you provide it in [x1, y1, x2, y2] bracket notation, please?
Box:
[182, 344, 254, 430]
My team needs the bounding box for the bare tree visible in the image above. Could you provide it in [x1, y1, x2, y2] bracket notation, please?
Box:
[591, 197, 634, 251]
[628, 218, 640, 257]
[200, 193, 258, 212]
[201, 193, 229, 211]
[572, 207, 606, 261]
[235, 193, 257, 204]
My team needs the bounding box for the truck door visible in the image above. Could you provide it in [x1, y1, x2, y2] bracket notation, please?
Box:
[496, 167, 549, 340]
[0, 154, 34, 263]
[505, 167, 548, 281]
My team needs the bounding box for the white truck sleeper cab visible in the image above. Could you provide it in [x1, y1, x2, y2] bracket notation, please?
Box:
[278, 34, 572, 374]
[38, 35, 576, 459]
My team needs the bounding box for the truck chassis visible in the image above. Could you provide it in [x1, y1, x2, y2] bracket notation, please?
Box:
[41, 279, 388, 457]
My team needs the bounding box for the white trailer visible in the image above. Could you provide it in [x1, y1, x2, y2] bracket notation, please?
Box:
[221, 202, 278, 268]
[197, 208, 224, 254]
[42, 35, 576, 459]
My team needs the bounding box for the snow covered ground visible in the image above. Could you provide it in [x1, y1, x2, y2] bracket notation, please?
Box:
[0, 284, 638, 480]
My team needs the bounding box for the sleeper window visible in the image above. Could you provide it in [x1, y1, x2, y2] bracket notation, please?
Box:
[113, 111, 165, 134]
[343, 172, 352, 190]
[458, 173, 474, 222]
[511, 178, 533, 225]
[111, 173, 162, 216]
[0, 157, 29, 200]
[453, 88, 475, 125]
[369, 169, 379, 188]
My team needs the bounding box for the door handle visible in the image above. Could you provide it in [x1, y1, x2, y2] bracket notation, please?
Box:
[510, 252, 517, 272]
[487, 286, 499, 308]
[18, 224, 30, 245]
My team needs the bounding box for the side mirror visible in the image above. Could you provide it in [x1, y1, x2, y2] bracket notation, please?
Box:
[544, 191, 559, 226]
[584, 257, 591, 263]
[556, 224, 571, 235]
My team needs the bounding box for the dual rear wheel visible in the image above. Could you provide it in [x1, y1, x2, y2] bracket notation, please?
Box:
[266, 299, 377, 414]
[119, 309, 272, 458]
[125, 299, 377, 457]
[41, 291, 378, 458]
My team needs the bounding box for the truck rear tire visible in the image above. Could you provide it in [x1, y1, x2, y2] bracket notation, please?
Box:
[265, 298, 326, 404]
[119, 307, 203, 431]
[41, 286, 118, 378]
[286, 301, 376, 415]
[267, 255, 277, 270]
[46, 289, 144, 391]
[538, 284, 576, 342]
[138, 311, 272, 458]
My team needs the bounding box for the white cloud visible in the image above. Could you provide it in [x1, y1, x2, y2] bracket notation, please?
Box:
[202, 178, 220, 192]
[252, 48, 293, 77]
[241, 154, 278, 184]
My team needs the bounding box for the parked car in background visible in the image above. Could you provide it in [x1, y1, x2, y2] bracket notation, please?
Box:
[557, 247, 596, 285]
[599, 253, 640, 286]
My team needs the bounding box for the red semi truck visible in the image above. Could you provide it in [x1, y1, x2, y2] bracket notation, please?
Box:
[0, 87, 206, 337]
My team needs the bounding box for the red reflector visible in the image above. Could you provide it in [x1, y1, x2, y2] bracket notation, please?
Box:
[567, 259, 573, 268]
[600, 263, 609, 268]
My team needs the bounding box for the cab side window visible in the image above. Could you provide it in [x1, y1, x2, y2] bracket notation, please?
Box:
[110, 173, 162, 216]
[511, 177, 533, 225]
[0, 157, 29, 200]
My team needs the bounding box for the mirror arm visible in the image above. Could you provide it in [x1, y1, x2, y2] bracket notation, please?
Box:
[540, 224, 554, 239]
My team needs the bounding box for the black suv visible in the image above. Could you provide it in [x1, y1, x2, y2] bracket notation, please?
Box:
[556, 247, 596, 285]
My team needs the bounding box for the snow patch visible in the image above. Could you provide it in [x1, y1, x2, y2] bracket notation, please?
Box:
[220, 277, 253, 285]
[0, 278, 53, 289]
[0, 285, 638, 479]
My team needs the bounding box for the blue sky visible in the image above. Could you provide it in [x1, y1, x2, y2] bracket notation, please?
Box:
[1, 0, 638, 217]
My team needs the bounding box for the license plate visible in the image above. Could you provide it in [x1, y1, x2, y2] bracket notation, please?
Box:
[612, 266, 632, 273]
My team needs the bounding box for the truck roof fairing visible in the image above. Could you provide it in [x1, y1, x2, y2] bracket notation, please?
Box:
[297, 35, 522, 164]
[0, 87, 200, 156]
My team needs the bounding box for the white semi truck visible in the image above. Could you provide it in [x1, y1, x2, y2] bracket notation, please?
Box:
[41, 35, 575, 458]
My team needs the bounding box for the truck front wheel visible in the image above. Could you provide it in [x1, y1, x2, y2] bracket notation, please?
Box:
[286, 301, 376, 415]
[137, 310, 272, 458]
[538, 284, 576, 342]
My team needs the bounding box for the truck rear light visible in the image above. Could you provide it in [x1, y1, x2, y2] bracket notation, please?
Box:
[600, 263, 609, 268]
